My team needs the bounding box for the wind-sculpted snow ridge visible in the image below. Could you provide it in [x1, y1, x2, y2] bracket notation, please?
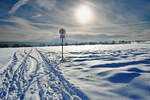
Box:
[62, 45, 150, 100]
[0, 48, 90, 100]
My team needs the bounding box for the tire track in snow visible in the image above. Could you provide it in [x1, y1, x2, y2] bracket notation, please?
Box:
[0, 51, 18, 99]
[21, 53, 40, 99]
[6, 49, 33, 100]
[36, 49, 90, 100]
[0, 49, 40, 100]
[0, 48, 90, 100]
[0, 51, 18, 76]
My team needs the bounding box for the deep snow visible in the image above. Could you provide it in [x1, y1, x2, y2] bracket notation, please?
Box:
[0, 44, 150, 100]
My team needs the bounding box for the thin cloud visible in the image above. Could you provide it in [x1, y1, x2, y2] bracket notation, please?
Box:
[32, 14, 42, 18]
[0, 17, 57, 42]
[9, 0, 56, 14]
[3, 0, 150, 42]
[36, 0, 56, 11]
[8, 0, 29, 14]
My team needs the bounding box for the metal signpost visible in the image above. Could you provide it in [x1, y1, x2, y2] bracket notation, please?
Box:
[59, 28, 66, 61]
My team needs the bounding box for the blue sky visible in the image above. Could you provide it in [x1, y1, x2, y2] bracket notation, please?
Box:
[0, 0, 150, 42]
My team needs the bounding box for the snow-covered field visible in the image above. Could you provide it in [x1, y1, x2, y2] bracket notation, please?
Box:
[0, 44, 150, 100]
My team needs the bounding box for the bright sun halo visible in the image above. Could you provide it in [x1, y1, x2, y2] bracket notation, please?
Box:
[76, 5, 92, 24]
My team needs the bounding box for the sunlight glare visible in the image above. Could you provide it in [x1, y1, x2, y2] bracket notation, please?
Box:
[76, 5, 92, 24]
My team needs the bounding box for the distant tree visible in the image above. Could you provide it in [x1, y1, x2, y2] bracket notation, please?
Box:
[13, 44, 19, 47]
[112, 41, 116, 44]
[0, 44, 8, 48]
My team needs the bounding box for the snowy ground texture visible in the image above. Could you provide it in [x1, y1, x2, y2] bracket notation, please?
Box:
[0, 44, 150, 100]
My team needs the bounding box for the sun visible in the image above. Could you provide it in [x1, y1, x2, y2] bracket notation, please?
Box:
[76, 5, 92, 24]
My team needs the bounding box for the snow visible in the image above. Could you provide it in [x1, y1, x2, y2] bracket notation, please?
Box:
[0, 48, 17, 67]
[0, 44, 150, 100]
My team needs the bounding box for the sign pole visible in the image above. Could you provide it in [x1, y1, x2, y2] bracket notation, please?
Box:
[62, 38, 63, 60]
[59, 28, 66, 62]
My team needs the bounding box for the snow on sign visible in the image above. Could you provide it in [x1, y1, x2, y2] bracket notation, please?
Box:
[59, 28, 66, 38]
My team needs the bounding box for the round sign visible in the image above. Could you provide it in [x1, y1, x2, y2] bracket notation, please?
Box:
[59, 28, 66, 35]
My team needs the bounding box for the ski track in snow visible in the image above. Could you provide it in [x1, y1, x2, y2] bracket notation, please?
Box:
[0, 48, 90, 100]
